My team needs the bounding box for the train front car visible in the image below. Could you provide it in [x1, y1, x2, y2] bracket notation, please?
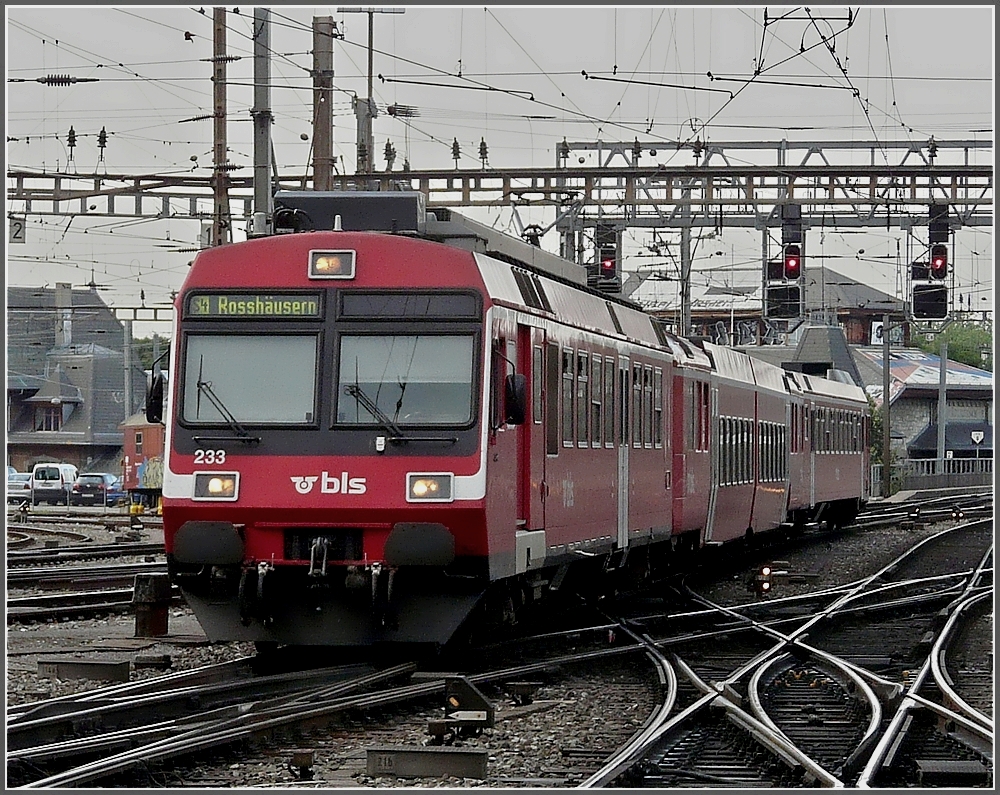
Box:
[156, 232, 500, 647]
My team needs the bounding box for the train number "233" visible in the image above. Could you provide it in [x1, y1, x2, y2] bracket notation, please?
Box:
[194, 449, 227, 464]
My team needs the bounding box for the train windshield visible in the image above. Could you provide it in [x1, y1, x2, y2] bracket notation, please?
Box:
[181, 335, 318, 424]
[337, 334, 475, 426]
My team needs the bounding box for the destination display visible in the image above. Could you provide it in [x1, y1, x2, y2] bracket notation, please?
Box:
[185, 292, 323, 319]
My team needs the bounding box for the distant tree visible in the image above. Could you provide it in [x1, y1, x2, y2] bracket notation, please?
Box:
[914, 322, 992, 372]
[131, 335, 171, 371]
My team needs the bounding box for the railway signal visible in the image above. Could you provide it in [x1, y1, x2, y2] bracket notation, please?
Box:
[591, 223, 621, 293]
[765, 204, 804, 321]
[783, 244, 801, 280]
[912, 203, 951, 320]
[750, 564, 773, 596]
[929, 244, 948, 279]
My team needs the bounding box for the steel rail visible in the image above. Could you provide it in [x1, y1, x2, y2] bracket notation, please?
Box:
[747, 650, 883, 777]
[670, 655, 844, 788]
[928, 550, 994, 733]
[575, 622, 678, 788]
[854, 542, 994, 788]
[14, 642, 655, 787]
[14, 663, 419, 788]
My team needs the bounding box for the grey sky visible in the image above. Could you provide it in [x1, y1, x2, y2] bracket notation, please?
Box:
[6, 5, 994, 336]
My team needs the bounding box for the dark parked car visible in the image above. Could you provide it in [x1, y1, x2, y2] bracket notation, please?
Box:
[70, 473, 127, 506]
[7, 472, 32, 504]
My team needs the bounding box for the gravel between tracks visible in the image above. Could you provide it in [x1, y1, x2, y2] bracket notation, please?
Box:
[4, 515, 962, 787]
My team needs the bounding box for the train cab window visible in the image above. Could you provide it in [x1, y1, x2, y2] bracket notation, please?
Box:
[532, 346, 543, 424]
[337, 334, 475, 427]
[182, 334, 318, 425]
[576, 352, 590, 447]
[603, 358, 615, 447]
[561, 348, 574, 446]
[590, 355, 602, 447]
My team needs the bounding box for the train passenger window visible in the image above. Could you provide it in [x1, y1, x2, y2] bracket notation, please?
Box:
[693, 382, 710, 452]
[694, 383, 701, 451]
[590, 356, 602, 447]
[719, 418, 726, 485]
[735, 418, 742, 484]
[720, 417, 730, 485]
[532, 346, 543, 424]
[781, 425, 788, 478]
[769, 424, 776, 481]
[338, 334, 475, 427]
[577, 352, 589, 447]
[561, 349, 574, 446]
[757, 425, 763, 481]
[632, 363, 643, 448]
[546, 344, 560, 455]
[740, 419, 748, 483]
[745, 419, 752, 483]
[618, 364, 628, 445]
[642, 366, 653, 448]
[653, 369, 663, 448]
[182, 334, 318, 425]
[603, 358, 614, 447]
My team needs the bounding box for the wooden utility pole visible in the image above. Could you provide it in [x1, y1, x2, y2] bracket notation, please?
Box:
[937, 340, 948, 472]
[251, 7, 272, 234]
[312, 16, 336, 190]
[882, 313, 892, 495]
[212, 7, 231, 246]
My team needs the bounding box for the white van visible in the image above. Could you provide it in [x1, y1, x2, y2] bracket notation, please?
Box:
[31, 462, 79, 506]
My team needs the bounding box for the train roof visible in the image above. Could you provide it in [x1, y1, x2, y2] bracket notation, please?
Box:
[269, 191, 869, 405]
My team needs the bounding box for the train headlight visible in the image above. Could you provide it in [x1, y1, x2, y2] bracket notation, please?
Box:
[193, 472, 239, 501]
[406, 473, 454, 503]
[309, 249, 355, 280]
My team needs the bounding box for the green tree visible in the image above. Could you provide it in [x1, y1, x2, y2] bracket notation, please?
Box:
[131, 335, 171, 371]
[914, 322, 992, 371]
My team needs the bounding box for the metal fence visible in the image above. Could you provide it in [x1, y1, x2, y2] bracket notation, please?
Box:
[871, 457, 994, 498]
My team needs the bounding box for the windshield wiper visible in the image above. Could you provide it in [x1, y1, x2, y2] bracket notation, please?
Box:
[345, 383, 406, 441]
[194, 357, 260, 446]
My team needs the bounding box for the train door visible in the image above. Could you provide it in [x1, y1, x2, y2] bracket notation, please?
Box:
[617, 356, 630, 549]
[517, 324, 545, 529]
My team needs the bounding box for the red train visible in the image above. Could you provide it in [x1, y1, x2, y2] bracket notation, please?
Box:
[147, 192, 870, 647]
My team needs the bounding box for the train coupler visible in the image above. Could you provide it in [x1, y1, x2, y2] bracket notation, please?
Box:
[371, 563, 398, 629]
[308, 536, 330, 577]
[238, 561, 275, 626]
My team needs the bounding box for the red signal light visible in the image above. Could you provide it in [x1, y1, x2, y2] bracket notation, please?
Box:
[601, 257, 615, 273]
[930, 245, 948, 279]
[783, 244, 801, 280]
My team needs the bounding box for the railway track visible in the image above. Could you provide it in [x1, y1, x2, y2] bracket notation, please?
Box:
[578, 517, 994, 788]
[6, 561, 168, 591]
[6, 500, 992, 787]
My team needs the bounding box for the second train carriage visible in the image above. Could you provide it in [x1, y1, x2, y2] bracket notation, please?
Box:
[147, 193, 870, 647]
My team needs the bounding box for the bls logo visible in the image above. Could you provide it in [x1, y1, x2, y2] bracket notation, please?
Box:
[290, 471, 367, 495]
